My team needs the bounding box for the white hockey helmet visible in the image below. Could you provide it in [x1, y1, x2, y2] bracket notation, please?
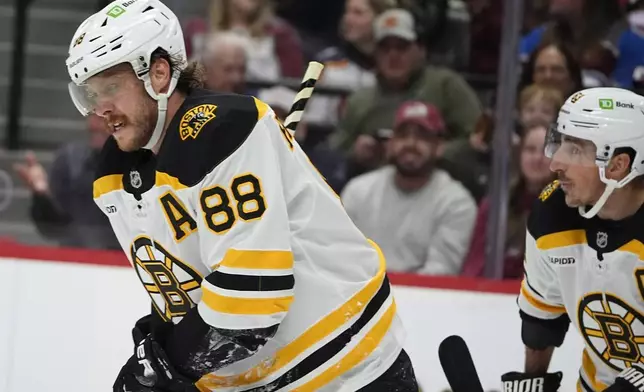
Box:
[545, 87, 644, 218]
[66, 0, 187, 150]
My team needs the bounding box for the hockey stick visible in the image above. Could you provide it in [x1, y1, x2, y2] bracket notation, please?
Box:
[283, 61, 325, 135]
[438, 335, 485, 392]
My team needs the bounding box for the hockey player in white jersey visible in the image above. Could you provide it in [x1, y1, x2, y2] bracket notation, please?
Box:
[501, 87, 644, 392]
[65, 1, 417, 391]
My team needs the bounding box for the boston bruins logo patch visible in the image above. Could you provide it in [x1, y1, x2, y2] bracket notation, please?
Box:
[130, 236, 203, 322]
[539, 180, 560, 202]
[578, 293, 644, 371]
[180, 104, 217, 141]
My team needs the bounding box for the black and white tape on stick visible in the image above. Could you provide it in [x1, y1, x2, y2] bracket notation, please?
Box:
[284, 61, 324, 135]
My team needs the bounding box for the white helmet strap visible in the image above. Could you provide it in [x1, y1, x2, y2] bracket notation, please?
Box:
[141, 70, 181, 150]
[578, 166, 641, 218]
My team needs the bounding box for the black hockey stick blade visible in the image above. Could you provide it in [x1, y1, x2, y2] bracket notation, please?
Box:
[438, 335, 485, 392]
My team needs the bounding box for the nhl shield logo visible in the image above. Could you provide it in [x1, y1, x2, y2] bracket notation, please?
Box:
[596, 232, 608, 248]
[130, 170, 142, 189]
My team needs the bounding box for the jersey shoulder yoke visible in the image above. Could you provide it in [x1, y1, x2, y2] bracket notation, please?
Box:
[527, 180, 584, 240]
[157, 90, 271, 187]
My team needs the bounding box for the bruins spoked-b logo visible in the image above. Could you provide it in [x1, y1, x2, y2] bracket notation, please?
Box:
[578, 293, 644, 371]
[179, 104, 217, 141]
[130, 236, 203, 322]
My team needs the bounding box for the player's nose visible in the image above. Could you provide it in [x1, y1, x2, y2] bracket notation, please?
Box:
[549, 156, 565, 173]
[93, 101, 114, 118]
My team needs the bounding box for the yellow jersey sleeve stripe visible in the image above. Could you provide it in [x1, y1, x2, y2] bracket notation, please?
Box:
[292, 302, 397, 392]
[520, 282, 566, 314]
[581, 349, 608, 391]
[202, 287, 294, 315]
[535, 229, 586, 250]
[197, 239, 386, 389]
[93, 174, 123, 198]
[218, 249, 294, 270]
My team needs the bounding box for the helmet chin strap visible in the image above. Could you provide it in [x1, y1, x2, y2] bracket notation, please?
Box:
[141, 71, 180, 150]
[578, 167, 640, 219]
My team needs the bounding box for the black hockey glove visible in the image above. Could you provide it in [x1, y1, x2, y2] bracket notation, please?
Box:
[113, 323, 198, 392]
[604, 364, 644, 391]
[501, 371, 562, 392]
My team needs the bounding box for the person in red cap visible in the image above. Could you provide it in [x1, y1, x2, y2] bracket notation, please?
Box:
[341, 100, 477, 275]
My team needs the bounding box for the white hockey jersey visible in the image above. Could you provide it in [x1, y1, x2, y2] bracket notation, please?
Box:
[92, 89, 405, 391]
[519, 180, 644, 392]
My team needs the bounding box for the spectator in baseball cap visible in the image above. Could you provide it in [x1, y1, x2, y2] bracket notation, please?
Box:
[333, 7, 482, 178]
[341, 100, 476, 276]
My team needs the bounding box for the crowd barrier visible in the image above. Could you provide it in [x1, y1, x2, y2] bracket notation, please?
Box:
[0, 241, 585, 392]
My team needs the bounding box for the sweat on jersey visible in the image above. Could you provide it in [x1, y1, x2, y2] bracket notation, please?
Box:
[92, 89, 405, 391]
[519, 180, 644, 392]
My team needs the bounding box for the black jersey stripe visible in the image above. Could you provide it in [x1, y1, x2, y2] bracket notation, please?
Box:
[241, 276, 392, 392]
[206, 271, 294, 292]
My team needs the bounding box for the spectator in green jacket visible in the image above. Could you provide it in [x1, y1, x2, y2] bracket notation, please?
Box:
[332, 8, 482, 169]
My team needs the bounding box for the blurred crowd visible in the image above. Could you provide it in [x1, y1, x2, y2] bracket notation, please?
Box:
[12, 0, 644, 279]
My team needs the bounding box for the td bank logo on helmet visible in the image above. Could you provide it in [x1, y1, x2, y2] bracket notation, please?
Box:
[599, 98, 635, 110]
[549, 256, 576, 265]
[107, 0, 137, 18]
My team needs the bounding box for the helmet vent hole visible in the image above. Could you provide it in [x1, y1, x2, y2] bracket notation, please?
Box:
[84, 67, 88, 72]
[112, 44, 122, 51]
[109, 35, 123, 44]
[154, 20, 161, 26]
[96, 52, 107, 58]
[74, 73, 78, 78]
[161, 12, 169, 20]
[583, 109, 594, 112]
[101, 18, 108, 27]
[143, 6, 154, 12]
[89, 36, 101, 43]
[91, 45, 106, 54]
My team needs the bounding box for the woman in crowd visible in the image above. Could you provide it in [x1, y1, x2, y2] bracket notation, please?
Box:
[518, 83, 564, 130]
[183, 0, 304, 81]
[461, 122, 556, 279]
[518, 41, 583, 100]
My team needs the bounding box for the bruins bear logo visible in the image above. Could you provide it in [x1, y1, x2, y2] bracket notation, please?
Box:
[539, 180, 560, 202]
[180, 104, 217, 141]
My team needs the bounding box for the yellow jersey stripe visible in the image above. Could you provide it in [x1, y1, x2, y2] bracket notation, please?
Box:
[536, 229, 586, 250]
[619, 240, 644, 261]
[253, 97, 270, 121]
[219, 249, 294, 270]
[202, 287, 293, 315]
[520, 282, 566, 314]
[93, 171, 188, 199]
[155, 171, 188, 190]
[93, 174, 123, 198]
[292, 301, 397, 392]
[197, 240, 386, 389]
[582, 349, 608, 391]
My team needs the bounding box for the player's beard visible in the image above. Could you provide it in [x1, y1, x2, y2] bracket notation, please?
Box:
[114, 96, 158, 152]
[392, 150, 435, 178]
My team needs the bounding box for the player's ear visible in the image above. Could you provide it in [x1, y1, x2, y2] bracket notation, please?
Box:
[606, 152, 631, 181]
[149, 58, 172, 95]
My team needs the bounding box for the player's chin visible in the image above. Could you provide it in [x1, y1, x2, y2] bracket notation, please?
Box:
[113, 134, 141, 152]
[563, 193, 583, 208]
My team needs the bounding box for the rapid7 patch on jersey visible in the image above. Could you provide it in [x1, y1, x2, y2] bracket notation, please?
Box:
[130, 236, 203, 322]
